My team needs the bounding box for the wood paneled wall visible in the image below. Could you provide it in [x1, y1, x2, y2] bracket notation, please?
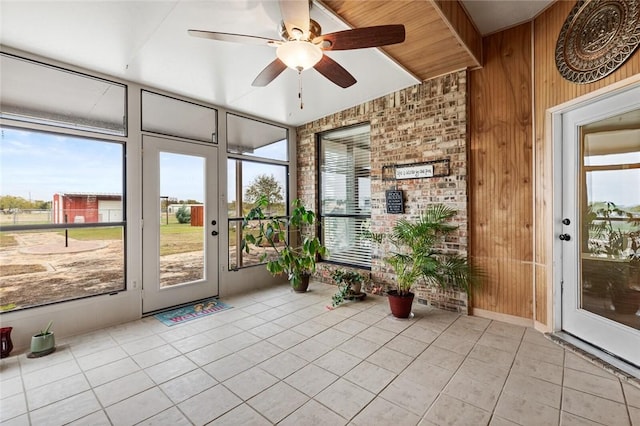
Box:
[470, 24, 534, 319]
[532, 1, 640, 326]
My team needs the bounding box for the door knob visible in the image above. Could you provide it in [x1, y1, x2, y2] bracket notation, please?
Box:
[562, 218, 571, 225]
[211, 220, 217, 225]
[559, 233, 571, 241]
[211, 230, 218, 236]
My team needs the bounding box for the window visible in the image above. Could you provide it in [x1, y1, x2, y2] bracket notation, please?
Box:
[0, 127, 126, 311]
[319, 124, 371, 267]
[226, 114, 289, 270]
[0, 53, 126, 136]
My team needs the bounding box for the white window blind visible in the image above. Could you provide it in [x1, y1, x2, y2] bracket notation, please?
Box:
[319, 124, 371, 267]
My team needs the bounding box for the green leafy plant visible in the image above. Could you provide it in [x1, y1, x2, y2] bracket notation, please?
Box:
[367, 204, 480, 296]
[242, 196, 328, 288]
[331, 269, 365, 307]
[38, 320, 53, 336]
[175, 205, 191, 224]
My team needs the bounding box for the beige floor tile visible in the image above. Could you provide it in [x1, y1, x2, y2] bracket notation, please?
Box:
[285, 363, 339, 396]
[485, 321, 526, 340]
[131, 344, 181, 369]
[159, 368, 217, 403]
[623, 382, 640, 409]
[416, 345, 465, 371]
[333, 319, 370, 335]
[236, 340, 282, 364]
[178, 384, 242, 424]
[239, 302, 272, 315]
[25, 373, 90, 410]
[30, 390, 102, 426]
[209, 403, 272, 426]
[313, 328, 353, 347]
[494, 391, 559, 426]
[457, 357, 510, 386]
[375, 316, 415, 334]
[517, 340, 565, 366]
[468, 344, 516, 368]
[351, 310, 387, 325]
[315, 378, 376, 420]
[22, 359, 81, 390]
[0, 376, 23, 399]
[432, 332, 476, 355]
[563, 352, 618, 379]
[136, 407, 192, 426]
[476, 332, 521, 355]
[367, 346, 414, 374]
[171, 333, 215, 353]
[629, 406, 640, 425]
[202, 353, 255, 382]
[104, 387, 172, 426]
[352, 396, 421, 426]
[288, 338, 332, 361]
[339, 336, 382, 359]
[488, 416, 520, 426]
[247, 322, 287, 339]
[258, 350, 308, 379]
[280, 399, 347, 425]
[233, 315, 267, 330]
[562, 387, 630, 425]
[385, 335, 429, 357]
[511, 355, 563, 385]
[314, 349, 363, 376]
[343, 360, 396, 394]
[400, 324, 440, 344]
[267, 329, 307, 349]
[248, 381, 309, 423]
[0, 393, 27, 423]
[255, 306, 290, 321]
[563, 367, 624, 403]
[157, 324, 200, 343]
[380, 375, 439, 416]
[560, 411, 603, 426]
[223, 366, 279, 400]
[120, 334, 166, 356]
[219, 331, 262, 352]
[424, 394, 491, 426]
[502, 372, 562, 409]
[144, 355, 197, 385]
[451, 315, 491, 331]
[93, 370, 155, 407]
[357, 326, 398, 345]
[185, 341, 233, 366]
[84, 357, 140, 387]
[444, 371, 502, 411]
[76, 346, 128, 370]
[68, 410, 111, 426]
[291, 319, 329, 337]
[399, 359, 455, 392]
[441, 324, 484, 342]
[204, 324, 244, 341]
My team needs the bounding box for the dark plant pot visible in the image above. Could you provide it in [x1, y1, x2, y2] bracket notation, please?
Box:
[351, 282, 362, 294]
[30, 333, 55, 356]
[388, 290, 414, 318]
[292, 274, 311, 293]
[0, 327, 13, 358]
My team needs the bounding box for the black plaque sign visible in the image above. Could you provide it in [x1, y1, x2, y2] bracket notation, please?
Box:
[385, 190, 404, 214]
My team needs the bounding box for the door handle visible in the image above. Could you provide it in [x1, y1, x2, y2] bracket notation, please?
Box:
[211, 230, 218, 236]
[559, 233, 571, 241]
[562, 218, 570, 225]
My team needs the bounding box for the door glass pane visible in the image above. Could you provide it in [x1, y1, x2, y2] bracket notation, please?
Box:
[159, 152, 205, 287]
[580, 109, 640, 329]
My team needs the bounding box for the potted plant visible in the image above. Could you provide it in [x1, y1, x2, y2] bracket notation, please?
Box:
[29, 321, 55, 357]
[242, 195, 328, 292]
[368, 204, 480, 318]
[330, 269, 366, 308]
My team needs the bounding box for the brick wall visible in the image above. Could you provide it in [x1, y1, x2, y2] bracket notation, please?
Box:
[297, 70, 469, 313]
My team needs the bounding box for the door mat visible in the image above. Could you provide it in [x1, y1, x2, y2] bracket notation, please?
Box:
[154, 299, 232, 326]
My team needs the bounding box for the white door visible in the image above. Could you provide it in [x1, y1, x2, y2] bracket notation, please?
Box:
[560, 84, 640, 366]
[142, 135, 219, 313]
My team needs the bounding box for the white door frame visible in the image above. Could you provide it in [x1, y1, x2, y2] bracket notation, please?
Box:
[142, 135, 219, 313]
[552, 83, 640, 365]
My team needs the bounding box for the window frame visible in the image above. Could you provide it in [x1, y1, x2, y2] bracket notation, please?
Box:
[317, 122, 372, 269]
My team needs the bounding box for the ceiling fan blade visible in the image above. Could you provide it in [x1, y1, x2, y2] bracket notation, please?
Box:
[313, 55, 356, 88]
[314, 25, 405, 50]
[279, 0, 310, 40]
[252, 58, 288, 87]
[188, 30, 278, 46]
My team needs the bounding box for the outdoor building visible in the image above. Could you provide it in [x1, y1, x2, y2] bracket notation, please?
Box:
[0, 1, 639, 424]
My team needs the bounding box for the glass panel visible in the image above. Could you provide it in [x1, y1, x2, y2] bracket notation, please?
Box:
[228, 219, 282, 270]
[0, 227, 125, 311]
[227, 159, 287, 269]
[159, 152, 205, 286]
[0, 54, 126, 136]
[322, 217, 371, 267]
[227, 113, 288, 161]
[142, 91, 217, 143]
[580, 109, 640, 330]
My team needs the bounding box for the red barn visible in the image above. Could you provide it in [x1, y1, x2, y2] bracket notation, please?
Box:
[53, 193, 122, 224]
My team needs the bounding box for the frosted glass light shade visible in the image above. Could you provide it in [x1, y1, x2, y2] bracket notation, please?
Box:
[276, 41, 322, 71]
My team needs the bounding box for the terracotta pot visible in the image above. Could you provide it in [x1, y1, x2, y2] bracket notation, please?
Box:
[387, 290, 414, 318]
[292, 274, 310, 293]
[0, 327, 13, 358]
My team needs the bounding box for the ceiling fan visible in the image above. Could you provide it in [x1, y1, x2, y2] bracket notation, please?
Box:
[188, 0, 405, 89]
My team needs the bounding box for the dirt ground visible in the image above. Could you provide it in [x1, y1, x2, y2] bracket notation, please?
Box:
[0, 232, 203, 311]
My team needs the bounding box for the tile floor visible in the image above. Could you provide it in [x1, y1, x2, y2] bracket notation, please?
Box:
[1, 282, 639, 426]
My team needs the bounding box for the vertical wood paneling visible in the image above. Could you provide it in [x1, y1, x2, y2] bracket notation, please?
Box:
[470, 24, 533, 319]
[533, 1, 640, 325]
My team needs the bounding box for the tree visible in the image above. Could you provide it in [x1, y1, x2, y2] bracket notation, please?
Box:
[175, 205, 191, 224]
[245, 174, 284, 213]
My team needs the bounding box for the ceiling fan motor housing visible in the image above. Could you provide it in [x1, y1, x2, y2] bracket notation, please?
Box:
[279, 19, 322, 42]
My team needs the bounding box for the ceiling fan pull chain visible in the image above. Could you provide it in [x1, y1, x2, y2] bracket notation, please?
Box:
[298, 69, 304, 110]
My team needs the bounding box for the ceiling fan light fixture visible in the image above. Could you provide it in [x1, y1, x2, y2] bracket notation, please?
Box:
[276, 41, 322, 71]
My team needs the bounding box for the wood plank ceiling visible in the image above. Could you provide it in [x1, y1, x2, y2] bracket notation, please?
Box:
[321, 0, 482, 81]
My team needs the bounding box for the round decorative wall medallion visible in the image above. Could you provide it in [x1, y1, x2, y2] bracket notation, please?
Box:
[555, 0, 640, 84]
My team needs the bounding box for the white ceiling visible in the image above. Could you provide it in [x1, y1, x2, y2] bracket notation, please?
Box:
[461, 0, 553, 35]
[0, 1, 552, 127]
